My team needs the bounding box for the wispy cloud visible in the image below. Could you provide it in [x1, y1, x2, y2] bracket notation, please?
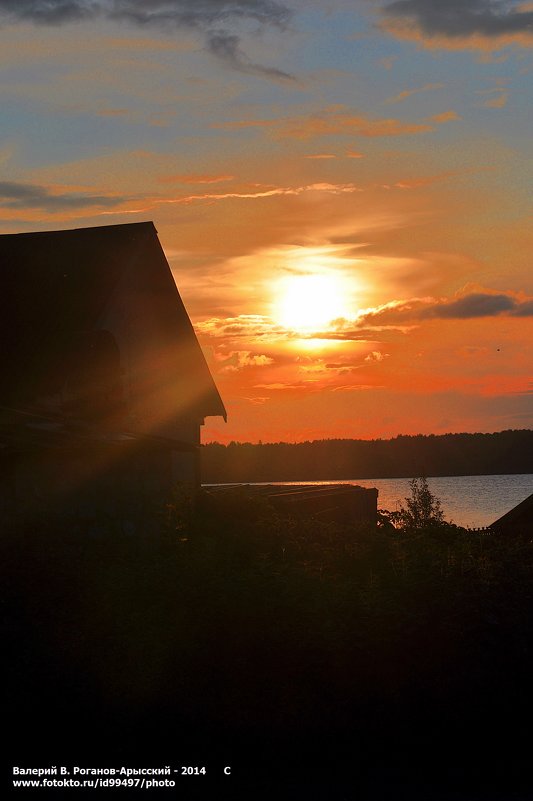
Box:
[157, 173, 234, 185]
[216, 106, 437, 139]
[253, 382, 307, 391]
[389, 168, 464, 189]
[331, 384, 380, 393]
[305, 153, 337, 159]
[475, 81, 510, 108]
[481, 91, 509, 108]
[387, 82, 444, 103]
[206, 30, 296, 83]
[161, 180, 362, 204]
[101, 180, 364, 217]
[378, 55, 398, 69]
[429, 110, 461, 123]
[0, 0, 294, 80]
[3, 177, 368, 222]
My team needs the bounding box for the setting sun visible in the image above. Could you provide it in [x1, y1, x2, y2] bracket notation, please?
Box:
[275, 274, 349, 332]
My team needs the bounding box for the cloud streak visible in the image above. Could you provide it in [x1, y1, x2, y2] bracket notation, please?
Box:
[387, 82, 444, 103]
[99, 180, 364, 217]
[216, 106, 438, 139]
[157, 173, 234, 185]
[4, 178, 367, 222]
[206, 30, 296, 82]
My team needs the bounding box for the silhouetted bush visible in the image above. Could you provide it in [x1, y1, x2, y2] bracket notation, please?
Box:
[5, 488, 533, 798]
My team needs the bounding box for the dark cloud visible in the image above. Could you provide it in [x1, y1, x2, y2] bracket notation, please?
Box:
[0, 181, 131, 211]
[382, 0, 533, 40]
[422, 292, 516, 318]
[305, 328, 383, 341]
[511, 299, 533, 317]
[108, 0, 291, 30]
[0, 1, 94, 25]
[207, 30, 296, 82]
[0, 0, 291, 28]
[359, 291, 533, 325]
[0, 1, 293, 80]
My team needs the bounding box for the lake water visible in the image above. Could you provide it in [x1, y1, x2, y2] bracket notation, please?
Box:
[253, 474, 533, 529]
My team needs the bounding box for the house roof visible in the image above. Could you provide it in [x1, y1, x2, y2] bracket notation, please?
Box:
[0, 221, 226, 422]
[490, 491, 533, 533]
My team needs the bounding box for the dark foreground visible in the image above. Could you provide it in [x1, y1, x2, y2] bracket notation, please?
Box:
[4, 490, 533, 799]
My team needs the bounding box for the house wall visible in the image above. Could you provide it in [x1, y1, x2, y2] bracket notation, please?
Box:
[1, 440, 192, 535]
[1, 224, 224, 520]
[95, 239, 206, 450]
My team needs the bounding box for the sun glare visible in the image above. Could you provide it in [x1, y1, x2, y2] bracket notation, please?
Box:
[275, 274, 349, 332]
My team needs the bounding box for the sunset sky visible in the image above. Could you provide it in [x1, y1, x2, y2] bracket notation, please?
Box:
[2, 0, 532, 443]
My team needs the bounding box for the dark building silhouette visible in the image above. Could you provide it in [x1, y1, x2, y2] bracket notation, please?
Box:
[490, 492, 533, 538]
[0, 221, 226, 529]
[206, 483, 379, 526]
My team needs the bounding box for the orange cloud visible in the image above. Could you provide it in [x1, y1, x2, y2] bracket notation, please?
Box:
[95, 107, 130, 117]
[482, 92, 509, 108]
[378, 55, 398, 69]
[158, 173, 234, 185]
[196, 315, 287, 342]
[380, 23, 533, 51]
[216, 107, 435, 139]
[391, 169, 460, 189]
[365, 351, 390, 362]
[215, 118, 277, 131]
[254, 383, 307, 391]
[219, 351, 275, 372]
[475, 50, 510, 63]
[387, 82, 444, 103]
[429, 110, 461, 123]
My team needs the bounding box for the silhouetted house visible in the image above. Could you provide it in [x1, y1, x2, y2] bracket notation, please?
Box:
[0, 221, 225, 529]
[490, 492, 533, 538]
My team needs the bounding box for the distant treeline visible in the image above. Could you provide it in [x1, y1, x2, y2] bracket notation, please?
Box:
[202, 429, 533, 483]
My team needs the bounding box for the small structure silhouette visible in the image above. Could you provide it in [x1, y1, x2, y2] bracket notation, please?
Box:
[207, 483, 378, 526]
[490, 492, 533, 538]
[0, 221, 225, 530]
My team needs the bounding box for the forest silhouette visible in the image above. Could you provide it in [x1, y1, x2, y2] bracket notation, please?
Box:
[202, 429, 533, 482]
